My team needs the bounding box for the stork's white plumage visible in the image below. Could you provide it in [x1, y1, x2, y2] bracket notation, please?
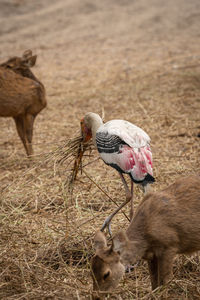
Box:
[96, 120, 153, 183]
[81, 112, 155, 233]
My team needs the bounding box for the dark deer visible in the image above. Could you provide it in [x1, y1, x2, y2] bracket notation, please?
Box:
[0, 50, 46, 156]
[91, 175, 200, 298]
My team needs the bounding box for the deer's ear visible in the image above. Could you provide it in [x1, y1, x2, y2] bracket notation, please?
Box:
[94, 230, 107, 250]
[22, 55, 37, 67]
[112, 231, 128, 254]
[22, 49, 33, 59]
[27, 55, 37, 67]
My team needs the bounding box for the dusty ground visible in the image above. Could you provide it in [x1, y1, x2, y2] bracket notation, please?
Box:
[0, 0, 200, 299]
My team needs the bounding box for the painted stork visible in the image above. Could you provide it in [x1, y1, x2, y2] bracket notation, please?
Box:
[81, 112, 155, 232]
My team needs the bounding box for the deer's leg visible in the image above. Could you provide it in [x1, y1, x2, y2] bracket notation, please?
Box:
[148, 255, 159, 290]
[24, 114, 35, 156]
[157, 249, 175, 287]
[14, 115, 33, 156]
[14, 115, 27, 155]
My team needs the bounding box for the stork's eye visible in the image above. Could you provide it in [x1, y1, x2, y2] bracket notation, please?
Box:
[103, 271, 110, 280]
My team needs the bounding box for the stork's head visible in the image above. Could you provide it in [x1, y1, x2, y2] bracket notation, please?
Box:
[80, 112, 103, 143]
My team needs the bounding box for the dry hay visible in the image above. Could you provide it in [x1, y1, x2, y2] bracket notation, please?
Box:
[40, 135, 93, 190]
[1, 64, 200, 299]
[1, 0, 200, 299]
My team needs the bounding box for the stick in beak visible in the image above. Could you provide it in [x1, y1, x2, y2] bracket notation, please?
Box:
[81, 118, 92, 143]
[69, 119, 92, 188]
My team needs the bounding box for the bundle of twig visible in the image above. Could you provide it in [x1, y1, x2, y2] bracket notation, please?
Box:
[60, 136, 92, 185]
[56, 136, 84, 165]
[48, 135, 92, 189]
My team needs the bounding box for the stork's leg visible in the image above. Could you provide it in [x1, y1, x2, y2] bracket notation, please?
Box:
[143, 183, 151, 194]
[120, 173, 134, 220]
[100, 196, 131, 234]
[119, 173, 132, 200]
[130, 180, 134, 221]
[101, 173, 132, 235]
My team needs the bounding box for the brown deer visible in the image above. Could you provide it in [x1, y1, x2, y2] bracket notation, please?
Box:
[91, 175, 200, 298]
[0, 50, 47, 156]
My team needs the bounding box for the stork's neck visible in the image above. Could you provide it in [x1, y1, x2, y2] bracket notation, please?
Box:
[85, 112, 103, 148]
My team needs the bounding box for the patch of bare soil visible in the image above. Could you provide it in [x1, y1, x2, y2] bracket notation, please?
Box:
[0, 0, 200, 299]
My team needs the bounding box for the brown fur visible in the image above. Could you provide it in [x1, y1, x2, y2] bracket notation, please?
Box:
[91, 175, 200, 297]
[0, 50, 46, 156]
[91, 231, 125, 300]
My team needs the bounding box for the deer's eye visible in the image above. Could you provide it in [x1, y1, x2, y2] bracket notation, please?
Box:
[103, 271, 110, 280]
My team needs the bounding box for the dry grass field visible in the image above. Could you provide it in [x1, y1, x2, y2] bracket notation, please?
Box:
[0, 0, 200, 299]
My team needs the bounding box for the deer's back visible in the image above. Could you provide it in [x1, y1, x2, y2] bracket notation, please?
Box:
[128, 175, 200, 254]
[0, 67, 46, 117]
